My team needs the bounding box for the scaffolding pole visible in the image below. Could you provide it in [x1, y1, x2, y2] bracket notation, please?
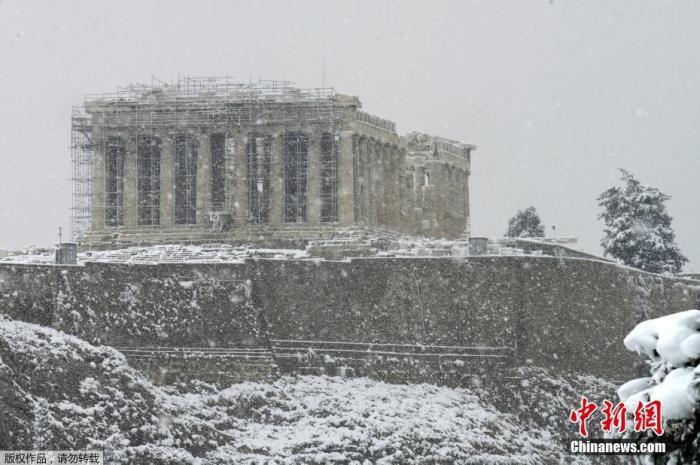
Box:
[70, 75, 366, 239]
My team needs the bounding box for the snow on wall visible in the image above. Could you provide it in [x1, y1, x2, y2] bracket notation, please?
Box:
[248, 256, 698, 380]
[0, 264, 272, 385]
[0, 256, 698, 383]
[0, 264, 262, 349]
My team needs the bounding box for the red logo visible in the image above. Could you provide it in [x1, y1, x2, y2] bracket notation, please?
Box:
[633, 400, 664, 436]
[569, 397, 664, 436]
[569, 396, 597, 437]
[601, 400, 627, 434]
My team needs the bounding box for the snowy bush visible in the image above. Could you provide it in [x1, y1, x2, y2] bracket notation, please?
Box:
[620, 310, 700, 464]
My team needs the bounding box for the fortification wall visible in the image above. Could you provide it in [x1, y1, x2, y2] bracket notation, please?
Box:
[0, 257, 698, 383]
[513, 258, 699, 380]
[0, 263, 272, 384]
[249, 257, 699, 380]
[250, 258, 518, 347]
[0, 264, 261, 348]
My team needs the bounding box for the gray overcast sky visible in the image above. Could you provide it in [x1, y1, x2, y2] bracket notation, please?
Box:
[0, 0, 698, 270]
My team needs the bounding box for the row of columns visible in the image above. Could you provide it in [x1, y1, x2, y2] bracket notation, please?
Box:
[92, 128, 355, 231]
[353, 135, 402, 228]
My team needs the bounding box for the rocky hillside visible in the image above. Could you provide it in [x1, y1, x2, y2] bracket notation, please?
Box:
[0, 315, 621, 464]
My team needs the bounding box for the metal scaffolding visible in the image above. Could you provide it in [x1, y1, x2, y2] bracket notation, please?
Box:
[70, 76, 354, 240]
[70, 107, 94, 240]
[82, 76, 345, 129]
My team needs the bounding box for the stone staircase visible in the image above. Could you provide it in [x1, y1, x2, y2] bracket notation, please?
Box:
[117, 339, 515, 388]
[270, 339, 514, 387]
[118, 346, 278, 385]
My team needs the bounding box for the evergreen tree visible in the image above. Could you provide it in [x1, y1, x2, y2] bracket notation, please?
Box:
[505, 207, 545, 238]
[598, 169, 687, 274]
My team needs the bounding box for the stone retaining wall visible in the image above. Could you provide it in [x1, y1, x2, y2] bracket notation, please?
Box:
[1, 256, 698, 383]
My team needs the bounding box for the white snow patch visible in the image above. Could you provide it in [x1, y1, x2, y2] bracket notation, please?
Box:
[622, 309, 700, 421]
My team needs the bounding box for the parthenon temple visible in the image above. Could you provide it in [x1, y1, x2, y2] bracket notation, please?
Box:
[71, 77, 475, 247]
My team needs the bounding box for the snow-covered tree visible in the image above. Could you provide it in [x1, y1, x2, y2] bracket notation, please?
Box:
[598, 170, 687, 274]
[621, 310, 700, 464]
[504, 206, 545, 238]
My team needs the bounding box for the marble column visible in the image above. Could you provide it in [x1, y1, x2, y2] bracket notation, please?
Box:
[232, 131, 250, 226]
[269, 131, 284, 225]
[338, 130, 355, 226]
[381, 144, 398, 229]
[375, 143, 386, 226]
[160, 133, 174, 227]
[123, 135, 138, 228]
[359, 136, 369, 225]
[307, 131, 320, 225]
[367, 138, 377, 226]
[196, 133, 211, 226]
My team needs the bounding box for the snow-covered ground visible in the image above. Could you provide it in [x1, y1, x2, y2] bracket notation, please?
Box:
[0, 244, 309, 265]
[0, 316, 619, 464]
[0, 238, 582, 265]
[0, 241, 460, 265]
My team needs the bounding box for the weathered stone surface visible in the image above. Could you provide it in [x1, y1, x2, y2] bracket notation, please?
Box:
[78, 80, 474, 247]
[0, 256, 698, 384]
